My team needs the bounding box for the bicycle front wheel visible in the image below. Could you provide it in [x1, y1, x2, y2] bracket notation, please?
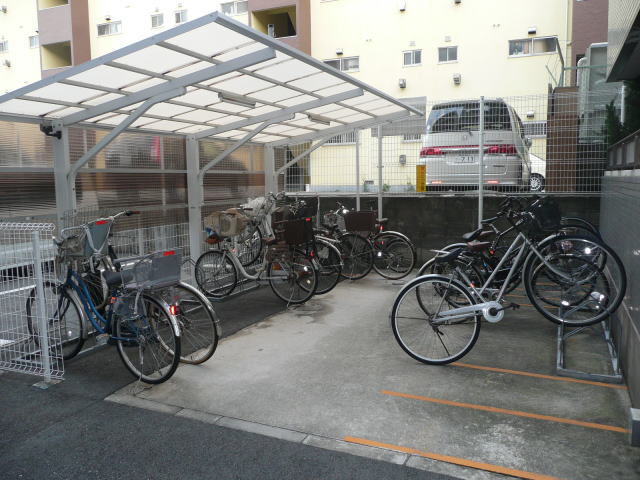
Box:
[26, 282, 84, 360]
[195, 250, 237, 298]
[338, 233, 374, 280]
[268, 250, 318, 304]
[115, 295, 181, 384]
[157, 283, 220, 364]
[372, 233, 416, 280]
[237, 224, 263, 267]
[314, 239, 342, 295]
[391, 275, 480, 365]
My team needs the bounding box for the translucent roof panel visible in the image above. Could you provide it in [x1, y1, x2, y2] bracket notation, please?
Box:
[0, 11, 421, 145]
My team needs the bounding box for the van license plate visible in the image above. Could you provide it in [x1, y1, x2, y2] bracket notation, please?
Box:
[455, 156, 475, 164]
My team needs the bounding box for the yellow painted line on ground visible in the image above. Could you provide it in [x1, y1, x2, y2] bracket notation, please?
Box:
[381, 390, 629, 434]
[343, 436, 565, 480]
[451, 362, 628, 390]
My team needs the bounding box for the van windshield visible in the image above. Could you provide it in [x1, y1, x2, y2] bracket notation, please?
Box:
[426, 101, 511, 133]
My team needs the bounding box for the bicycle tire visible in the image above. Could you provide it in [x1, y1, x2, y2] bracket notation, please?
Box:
[523, 235, 626, 326]
[338, 233, 374, 280]
[372, 232, 416, 280]
[314, 238, 342, 295]
[391, 274, 480, 365]
[267, 250, 318, 304]
[194, 250, 238, 298]
[157, 282, 220, 365]
[115, 294, 181, 384]
[26, 281, 85, 360]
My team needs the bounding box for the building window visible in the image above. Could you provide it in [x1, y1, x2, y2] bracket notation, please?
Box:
[175, 9, 187, 24]
[97, 21, 122, 36]
[326, 132, 357, 144]
[323, 56, 359, 72]
[438, 46, 458, 63]
[523, 121, 547, 137]
[509, 36, 557, 56]
[221, 1, 248, 15]
[29, 35, 39, 49]
[402, 133, 422, 142]
[0, 40, 7, 53]
[403, 49, 422, 66]
[151, 13, 164, 28]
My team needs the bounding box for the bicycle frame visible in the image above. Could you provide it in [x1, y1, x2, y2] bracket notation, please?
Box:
[219, 242, 299, 284]
[431, 231, 577, 323]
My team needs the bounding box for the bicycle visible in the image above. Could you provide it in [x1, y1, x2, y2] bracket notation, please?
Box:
[26, 212, 183, 384]
[390, 196, 626, 365]
[195, 212, 319, 305]
[321, 203, 417, 280]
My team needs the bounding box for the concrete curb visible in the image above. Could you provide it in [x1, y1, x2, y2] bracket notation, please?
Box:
[105, 388, 503, 480]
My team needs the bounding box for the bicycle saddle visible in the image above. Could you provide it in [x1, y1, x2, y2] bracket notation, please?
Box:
[102, 270, 135, 288]
[433, 248, 463, 265]
[461, 228, 493, 242]
[377, 218, 388, 224]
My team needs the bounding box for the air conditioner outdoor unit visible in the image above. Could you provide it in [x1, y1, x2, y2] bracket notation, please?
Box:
[453, 73, 461, 85]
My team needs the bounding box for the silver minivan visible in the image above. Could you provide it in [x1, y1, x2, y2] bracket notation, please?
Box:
[420, 99, 531, 190]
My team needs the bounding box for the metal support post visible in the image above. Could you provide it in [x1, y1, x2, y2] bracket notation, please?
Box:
[478, 96, 485, 228]
[264, 146, 276, 194]
[355, 129, 361, 211]
[377, 125, 383, 218]
[52, 123, 73, 225]
[621, 83, 627, 125]
[32, 230, 52, 383]
[186, 136, 202, 263]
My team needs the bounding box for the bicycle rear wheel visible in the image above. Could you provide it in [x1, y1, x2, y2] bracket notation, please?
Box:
[523, 236, 626, 326]
[391, 275, 480, 365]
[372, 233, 416, 280]
[195, 250, 237, 298]
[26, 282, 84, 360]
[115, 295, 181, 384]
[338, 233, 374, 280]
[157, 283, 219, 364]
[268, 250, 318, 304]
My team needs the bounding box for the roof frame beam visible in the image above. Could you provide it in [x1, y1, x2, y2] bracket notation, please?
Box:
[268, 111, 411, 147]
[61, 47, 276, 126]
[68, 87, 186, 177]
[276, 135, 335, 175]
[194, 88, 363, 139]
[198, 114, 294, 179]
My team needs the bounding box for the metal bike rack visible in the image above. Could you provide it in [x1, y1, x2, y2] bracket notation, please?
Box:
[556, 313, 623, 383]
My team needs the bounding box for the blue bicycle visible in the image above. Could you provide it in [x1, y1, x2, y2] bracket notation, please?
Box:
[26, 211, 182, 384]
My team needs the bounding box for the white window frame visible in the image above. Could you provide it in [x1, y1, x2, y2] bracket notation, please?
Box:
[0, 40, 7, 54]
[438, 46, 458, 63]
[221, 1, 248, 16]
[323, 56, 359, 73]
[509, 36, 557, 57]
[403, 49, 422, 67]
[97, 21, 122, 37]
[175, 9, 187, 24]
[151, 13, 164, 29]
[325, 131, 357, 145]
[29, 35, 39, 49]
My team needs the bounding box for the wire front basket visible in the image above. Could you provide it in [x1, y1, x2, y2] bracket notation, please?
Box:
[123, 249, 183, 290]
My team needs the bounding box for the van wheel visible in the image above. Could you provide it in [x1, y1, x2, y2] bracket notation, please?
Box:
[529, 174, 545, 192]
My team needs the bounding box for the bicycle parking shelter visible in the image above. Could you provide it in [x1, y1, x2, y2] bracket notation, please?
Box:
[0, 11, 422, 264]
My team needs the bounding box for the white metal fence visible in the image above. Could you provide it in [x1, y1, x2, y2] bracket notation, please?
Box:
[278, 90, 622, 199]
[0, 222, 63, 382]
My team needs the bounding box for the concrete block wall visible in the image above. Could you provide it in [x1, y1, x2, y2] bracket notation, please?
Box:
[315, 195, 601, 263]
[601, 176, 640, 407]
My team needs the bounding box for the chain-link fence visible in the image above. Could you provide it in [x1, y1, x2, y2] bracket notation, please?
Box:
[279, 89, 623, 198]
[0, 222, 63, 382]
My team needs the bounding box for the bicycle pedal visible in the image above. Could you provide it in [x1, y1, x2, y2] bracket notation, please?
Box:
[96, 333, 109, 346]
